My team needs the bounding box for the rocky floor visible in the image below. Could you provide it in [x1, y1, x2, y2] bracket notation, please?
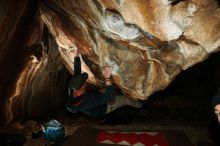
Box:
[1, 93, 220, 146]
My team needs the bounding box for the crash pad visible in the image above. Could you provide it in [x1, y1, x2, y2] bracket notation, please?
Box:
[62, 126, 194, 146]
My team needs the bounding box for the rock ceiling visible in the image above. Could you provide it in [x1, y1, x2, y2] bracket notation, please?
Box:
[40, 0, 220, 99]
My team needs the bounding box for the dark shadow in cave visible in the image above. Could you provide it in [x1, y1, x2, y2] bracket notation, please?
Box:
[169, 0, 186, 5]
[0, 0, 39, 125]
[95, 51, 220, 145]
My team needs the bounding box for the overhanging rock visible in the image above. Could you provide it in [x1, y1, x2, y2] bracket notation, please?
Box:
[40, 0, 220, 99]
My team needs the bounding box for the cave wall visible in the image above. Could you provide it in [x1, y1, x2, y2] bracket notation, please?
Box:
[0, 0, 38, 124]
[0, 0, 220, 124]
[0, 0, 69, 124]
[6, 30, 69, 123]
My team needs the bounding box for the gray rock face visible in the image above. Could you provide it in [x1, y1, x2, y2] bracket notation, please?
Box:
[0, 0, 220, 123]
[105, 9, 141, 40]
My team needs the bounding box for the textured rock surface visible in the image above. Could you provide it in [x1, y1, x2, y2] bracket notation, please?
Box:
[40, 0, 220, 99]
[0, 0, 69, 124]
[0, 0, 38, 124]
[0, 0, 220, 123]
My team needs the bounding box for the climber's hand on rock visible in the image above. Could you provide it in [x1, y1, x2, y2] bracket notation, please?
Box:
[75, 48, 81, 57]
[103, 66, 112, 79]
[102, 66, 113, 85]
[215, 104, 220, 123]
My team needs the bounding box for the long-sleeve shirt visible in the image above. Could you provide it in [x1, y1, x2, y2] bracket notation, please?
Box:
[66, 56, 119, 117]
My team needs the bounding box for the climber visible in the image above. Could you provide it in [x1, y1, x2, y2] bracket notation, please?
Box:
[66, 49, 142, 117]
[213, 87, 220, 123]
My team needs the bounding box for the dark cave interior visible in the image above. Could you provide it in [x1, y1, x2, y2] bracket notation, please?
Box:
[0, 0, 220, 146]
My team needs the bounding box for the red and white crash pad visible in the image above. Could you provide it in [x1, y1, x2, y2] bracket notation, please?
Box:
[63, 126, 194, 146]
[96, 131, 169, 146]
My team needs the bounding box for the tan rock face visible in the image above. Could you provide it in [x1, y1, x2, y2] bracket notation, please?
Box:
[40, 0, 220, 99]
[0, 0, 220, 123]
